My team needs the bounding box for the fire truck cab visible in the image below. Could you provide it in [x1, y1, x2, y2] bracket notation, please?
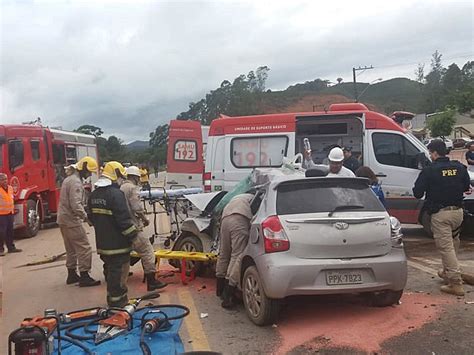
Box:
[0, 124, 97, 237]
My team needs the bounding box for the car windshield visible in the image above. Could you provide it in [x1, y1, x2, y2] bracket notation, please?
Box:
[276, 179, 385, 215]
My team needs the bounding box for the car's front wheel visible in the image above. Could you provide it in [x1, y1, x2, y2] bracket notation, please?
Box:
[369, 290, 403, 307]
[242, 265, 280, 326]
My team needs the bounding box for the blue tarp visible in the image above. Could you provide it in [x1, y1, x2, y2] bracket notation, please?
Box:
[54, 307, 185, 355]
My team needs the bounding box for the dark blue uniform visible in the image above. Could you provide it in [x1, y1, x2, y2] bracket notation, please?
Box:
[413, 157, 470, 213]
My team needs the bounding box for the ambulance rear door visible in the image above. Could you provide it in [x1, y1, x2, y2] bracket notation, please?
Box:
[166, 120, 204, 188]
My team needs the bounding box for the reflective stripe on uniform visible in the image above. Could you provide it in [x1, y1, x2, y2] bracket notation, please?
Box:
[91, 208, 113, 215]
[122, 225, 137, 236]
[97, 247, 132, 255]
[107, 292, 128, 302]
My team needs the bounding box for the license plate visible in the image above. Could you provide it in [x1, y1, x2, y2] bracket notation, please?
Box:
[326, 270, 363, 285]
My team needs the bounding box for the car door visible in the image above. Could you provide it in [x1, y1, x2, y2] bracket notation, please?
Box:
[28, 138, 49, 192]
[367, 130, 427, 223]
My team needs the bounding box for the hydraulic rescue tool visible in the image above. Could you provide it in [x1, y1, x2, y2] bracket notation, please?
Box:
[94, 290, 161, 344]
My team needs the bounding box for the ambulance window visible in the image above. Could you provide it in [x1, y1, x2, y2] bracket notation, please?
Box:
[372, 133, 420, 169]
[8, 140, 24, 170]
[53, 144, 66, 164]
[30, 140, 41, 161]
[231, 136, 288, 168]
[174, 140, 197, 162]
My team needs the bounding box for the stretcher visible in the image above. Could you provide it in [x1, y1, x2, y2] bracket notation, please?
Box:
[131, 249, 217, 285]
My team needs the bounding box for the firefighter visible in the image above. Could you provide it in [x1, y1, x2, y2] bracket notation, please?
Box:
[0, 173, 22, 256]
[139, 165, 150, 191]
[57, 157, 100, 286]
[121, 166, 167, 291]
[216, 193, 254, 309]
[413, 139, 471, 296]
[88, 161, 138, 307]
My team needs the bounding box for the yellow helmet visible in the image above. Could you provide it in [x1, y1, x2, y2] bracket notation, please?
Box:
[76, 156, 98, 173]
[102, 161, 126, 181]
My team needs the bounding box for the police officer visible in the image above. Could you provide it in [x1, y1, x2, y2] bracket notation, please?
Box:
[88, 161, 138, 307]
[58, 156, 100, 286]
[413, 139, 471, 296]
[121, 166, 167, 291]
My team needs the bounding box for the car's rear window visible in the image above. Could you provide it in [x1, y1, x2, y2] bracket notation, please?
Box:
[276, 179, 385, 215]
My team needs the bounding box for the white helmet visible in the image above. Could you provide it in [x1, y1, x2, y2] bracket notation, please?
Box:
[126, 166, 141, 177]
[328, 147, 344, 162]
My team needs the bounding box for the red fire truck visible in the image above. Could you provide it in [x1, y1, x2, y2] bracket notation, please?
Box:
[0, 124, 98, 237]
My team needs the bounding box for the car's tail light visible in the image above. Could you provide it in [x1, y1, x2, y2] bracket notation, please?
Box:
[203, 172, 211, 192]
[390, 216, 403, 248]
[262, 215, 290, 253]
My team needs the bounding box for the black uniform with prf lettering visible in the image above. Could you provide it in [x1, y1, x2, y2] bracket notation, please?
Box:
[88, 183, 138, 307]
[413, 157, 470, 213]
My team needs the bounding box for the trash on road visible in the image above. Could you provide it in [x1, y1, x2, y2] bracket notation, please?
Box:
[200, 313, 208, 319]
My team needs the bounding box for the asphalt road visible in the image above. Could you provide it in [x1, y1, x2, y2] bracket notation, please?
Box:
[1, 224, 473, 354]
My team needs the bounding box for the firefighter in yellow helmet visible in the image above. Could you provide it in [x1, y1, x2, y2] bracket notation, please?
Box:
[58, 156, 100, 287]
[87, 161, 138, 307]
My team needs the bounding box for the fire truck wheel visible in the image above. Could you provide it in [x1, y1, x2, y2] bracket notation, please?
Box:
[23, 199, 40, 238]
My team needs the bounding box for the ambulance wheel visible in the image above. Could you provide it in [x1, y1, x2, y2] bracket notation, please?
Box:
[420, 210, 433, 237]
[23, 199, 40, 238]
[173, 234, 204, 276]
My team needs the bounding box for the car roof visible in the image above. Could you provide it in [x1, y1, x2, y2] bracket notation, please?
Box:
[251, 168, 370, 190]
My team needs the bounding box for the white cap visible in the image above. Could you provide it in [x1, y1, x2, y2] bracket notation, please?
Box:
[328, 147, 344, 162]
[126, 166, 141, 177]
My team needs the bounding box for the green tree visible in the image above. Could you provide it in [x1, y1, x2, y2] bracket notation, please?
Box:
[427, 109, 456, 137]
[176, 66, 271, 125]
[74, 125, 104, 137]
[149, 124, 169, 148]
[424, 50, 445, 112]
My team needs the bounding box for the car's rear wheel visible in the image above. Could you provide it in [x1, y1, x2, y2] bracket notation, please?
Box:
[242, 266, 280, 326]
[369, 290, 403, 307]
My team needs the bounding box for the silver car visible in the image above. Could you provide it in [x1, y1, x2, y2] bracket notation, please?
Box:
[175, 169, 407, 326]
[240, 171, 407, 325]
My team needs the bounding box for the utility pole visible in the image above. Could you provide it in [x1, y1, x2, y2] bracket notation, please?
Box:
[352, 66, 374, 102]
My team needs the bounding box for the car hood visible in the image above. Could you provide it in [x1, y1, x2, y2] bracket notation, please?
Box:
[184, 191, 227, 212]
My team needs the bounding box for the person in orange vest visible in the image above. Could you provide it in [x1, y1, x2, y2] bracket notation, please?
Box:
[0, 173, 22, 256]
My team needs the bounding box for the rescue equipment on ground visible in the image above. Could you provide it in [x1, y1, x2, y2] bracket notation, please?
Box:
[8, 291, 190, 355]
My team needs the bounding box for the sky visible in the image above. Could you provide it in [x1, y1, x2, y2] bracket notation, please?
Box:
[1, 0, 473, 142]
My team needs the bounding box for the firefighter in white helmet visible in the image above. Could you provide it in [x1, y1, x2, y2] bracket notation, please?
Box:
[57, 156, 101, 287]
[121, 166, 167, 291]
[304, 146, 355, 177]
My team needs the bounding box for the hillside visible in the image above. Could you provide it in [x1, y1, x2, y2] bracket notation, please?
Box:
[261, 78, 423, 115]
[126, 140, 149, 151]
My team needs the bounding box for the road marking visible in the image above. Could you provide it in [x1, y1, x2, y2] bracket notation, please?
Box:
[410, 256, 474, 270]
[407, 260, 438, 276]
[177, 288, 210, 351]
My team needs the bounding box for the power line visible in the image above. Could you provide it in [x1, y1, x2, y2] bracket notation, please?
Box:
[376, 52, 473, 70]
[353, 66, 373, 102]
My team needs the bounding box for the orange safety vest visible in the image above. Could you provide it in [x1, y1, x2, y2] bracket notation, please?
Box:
[0, 185, 14, 215]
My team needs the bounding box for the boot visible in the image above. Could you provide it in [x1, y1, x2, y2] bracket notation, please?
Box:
[146, 273, 167, 291]
[216, 277, 226, 298]
[66, 269, 80, 285]
[79, 272, 101, 287]
[440, 284, 465, 296]
[221, 284, 236, 309]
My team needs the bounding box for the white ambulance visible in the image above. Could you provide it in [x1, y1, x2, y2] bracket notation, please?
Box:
[167, 103, 473, 235]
